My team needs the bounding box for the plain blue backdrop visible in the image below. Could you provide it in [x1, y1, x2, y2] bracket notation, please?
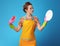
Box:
[0, 0, 60, 46]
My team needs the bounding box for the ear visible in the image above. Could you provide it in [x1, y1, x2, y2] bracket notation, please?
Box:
[25, 9, 27, 13]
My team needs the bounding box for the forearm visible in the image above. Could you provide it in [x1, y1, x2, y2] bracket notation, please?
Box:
[38, 21, 48, 31]
[9, 24, 21, 32]
[14, 26, 21, 32]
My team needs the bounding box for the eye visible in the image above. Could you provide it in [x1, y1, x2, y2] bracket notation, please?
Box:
[30, 8, 32, 9]
[30, 7, 33, 9]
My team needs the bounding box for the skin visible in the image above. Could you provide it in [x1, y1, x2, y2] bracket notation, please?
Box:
[14, 5, 47, 32]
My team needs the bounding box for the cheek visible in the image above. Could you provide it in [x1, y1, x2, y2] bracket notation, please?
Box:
[31, 9, 34, 12]
[32, 10, 33, 12]
[28, 9, 33, 13]
[31, 10, 33, 13]
[28, 9, 31, 13]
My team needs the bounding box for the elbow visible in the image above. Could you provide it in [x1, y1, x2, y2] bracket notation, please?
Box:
[39, 28, 42, 31]
[16, 30, 19, 32]
[14, 29, 19, 32]
[14, 27, 20, 32]
[39, 28, 43, 31]
[16, 29, 19, 32]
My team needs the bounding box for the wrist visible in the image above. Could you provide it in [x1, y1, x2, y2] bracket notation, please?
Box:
[9, 24, 15, 29]
[44, 17, 48, 22]
[42, 21, 47, 27]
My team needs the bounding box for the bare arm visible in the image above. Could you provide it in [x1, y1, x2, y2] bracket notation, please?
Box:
[14, 24, 22, 32]
[34, 17, 48, 31]
[37, 21, 47, 31]
[14, 17, 24, 32]
[9, 17, 24, 32]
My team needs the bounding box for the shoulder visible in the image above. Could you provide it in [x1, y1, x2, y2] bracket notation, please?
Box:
[20, 15, 26, 20]
[20, 16, 25, 21]
[33, 16, 39, 23]
[18, 16, 24, 25]
[33, 16, 38, 20]
[18, 17, 24, 24]
[20, 17, 24, 20]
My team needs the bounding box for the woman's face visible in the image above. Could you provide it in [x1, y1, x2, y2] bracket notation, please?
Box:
[26, 5, 34, 14]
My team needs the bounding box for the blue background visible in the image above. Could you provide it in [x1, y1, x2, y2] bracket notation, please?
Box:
[0, 0, 60, 46]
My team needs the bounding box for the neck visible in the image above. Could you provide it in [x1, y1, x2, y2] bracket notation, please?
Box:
[26, 13, 32, 17]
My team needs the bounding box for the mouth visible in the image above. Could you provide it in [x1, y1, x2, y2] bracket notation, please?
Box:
[31, 11, 33, 13]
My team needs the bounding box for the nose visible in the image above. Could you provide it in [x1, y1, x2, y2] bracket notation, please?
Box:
[32, 8, 34, 12]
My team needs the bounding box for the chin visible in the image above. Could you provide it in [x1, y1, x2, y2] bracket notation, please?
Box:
[30, 12, 33, 15]
[30, 13, 33, 15]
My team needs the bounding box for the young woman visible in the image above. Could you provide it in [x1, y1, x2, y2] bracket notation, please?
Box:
[9, 2, 47, 46]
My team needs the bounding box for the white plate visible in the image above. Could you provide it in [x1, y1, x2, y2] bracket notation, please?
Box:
[45, 10, 53, 21]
